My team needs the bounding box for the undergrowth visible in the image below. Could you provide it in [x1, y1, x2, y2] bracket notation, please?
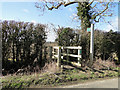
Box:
[2, 67, 119, 88]
[1, 60, 119, 88]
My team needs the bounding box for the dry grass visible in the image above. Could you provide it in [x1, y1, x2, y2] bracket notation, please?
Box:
[93, 59, 117, 70]
[41, 61, 59, 73]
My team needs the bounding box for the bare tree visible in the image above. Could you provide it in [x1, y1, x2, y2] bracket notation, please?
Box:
[35, 0, 116, 24]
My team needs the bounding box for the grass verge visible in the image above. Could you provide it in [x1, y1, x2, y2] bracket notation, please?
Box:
[1, 67, 119, 88]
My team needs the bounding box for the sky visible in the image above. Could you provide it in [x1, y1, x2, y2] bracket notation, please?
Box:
[0, 1, 119, 42]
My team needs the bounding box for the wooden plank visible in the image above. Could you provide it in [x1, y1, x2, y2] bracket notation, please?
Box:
[52, 51, 56, 54]
[64, 46, 82, 49]
[53, 46, 82, 49]
[61, 56, 64, 59]
[52, 55, 63, 59]
[52, 56, 57, 59]
[69, 54, 81, 58]
[53, 46, 59, 49]
[62, 53, 81, 58]
[71, 62, 81, 67]
[54, 55, 58, 58]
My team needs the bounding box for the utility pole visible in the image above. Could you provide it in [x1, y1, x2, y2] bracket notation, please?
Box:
[89, 23, 94, 67]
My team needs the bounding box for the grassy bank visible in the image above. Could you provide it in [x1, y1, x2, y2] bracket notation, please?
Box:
[1, 66, 119, 88]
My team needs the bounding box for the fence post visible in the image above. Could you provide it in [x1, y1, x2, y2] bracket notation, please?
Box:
[67, 49, 69, 65]
[78, 46, 81, 64]
[57, 46, 61, 69]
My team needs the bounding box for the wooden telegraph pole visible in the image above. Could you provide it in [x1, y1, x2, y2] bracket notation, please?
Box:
[89, 23, 94, 67]
[87, 21, 94, 68]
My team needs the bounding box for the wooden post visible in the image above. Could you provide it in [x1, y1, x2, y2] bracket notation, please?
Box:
[90, 23, 94, 67]
[67, 49, 69, 65]
[78, 49, 80, 64]
[57, 46, 61, 68]
[78, 46, 82, 64]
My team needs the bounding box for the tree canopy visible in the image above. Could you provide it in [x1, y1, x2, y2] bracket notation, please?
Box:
[2, 20, 47, 73]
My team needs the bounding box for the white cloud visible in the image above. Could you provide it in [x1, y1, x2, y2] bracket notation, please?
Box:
[46, 25, 56, 42]
[72, 13, 77, 17]
[46, 31, 56, 42]
[31, 20, 37, 24]
[69, 13, 78, 20]
[70, 13, 77, 17]
[23, 9, 29, 13]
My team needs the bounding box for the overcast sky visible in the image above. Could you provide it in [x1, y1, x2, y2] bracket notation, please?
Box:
[0, 1, 119, 42]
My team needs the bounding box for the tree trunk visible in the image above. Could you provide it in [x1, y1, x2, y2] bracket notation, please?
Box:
[12, 41, 15, 63]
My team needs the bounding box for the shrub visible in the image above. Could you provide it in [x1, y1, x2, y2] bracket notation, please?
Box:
[1, 20, 47, 73]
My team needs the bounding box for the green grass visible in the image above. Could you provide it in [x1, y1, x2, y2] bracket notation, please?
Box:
[2, 67, 118, 88]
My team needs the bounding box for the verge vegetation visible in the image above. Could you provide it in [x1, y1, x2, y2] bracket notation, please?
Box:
[2, 60, 119, 88]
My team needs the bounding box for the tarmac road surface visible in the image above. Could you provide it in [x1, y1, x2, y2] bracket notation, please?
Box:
[62, 78, 118, 88]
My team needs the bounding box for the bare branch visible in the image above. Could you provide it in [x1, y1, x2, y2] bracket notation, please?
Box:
[45, 1, 79, 10]
[35, 1, 115, 24]
[101, 13, 113, 16]
[46, 3, 63, 10]
[44, 0, 95, 10]
[86, 0, 94, 7]
[91, 2, 98, 9]
[92, 2, 110, 19]
[64, 1, 80, 7]
[94, 16, 101, 22]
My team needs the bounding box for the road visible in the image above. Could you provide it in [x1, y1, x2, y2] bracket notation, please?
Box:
[61, 78, 118, 88]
